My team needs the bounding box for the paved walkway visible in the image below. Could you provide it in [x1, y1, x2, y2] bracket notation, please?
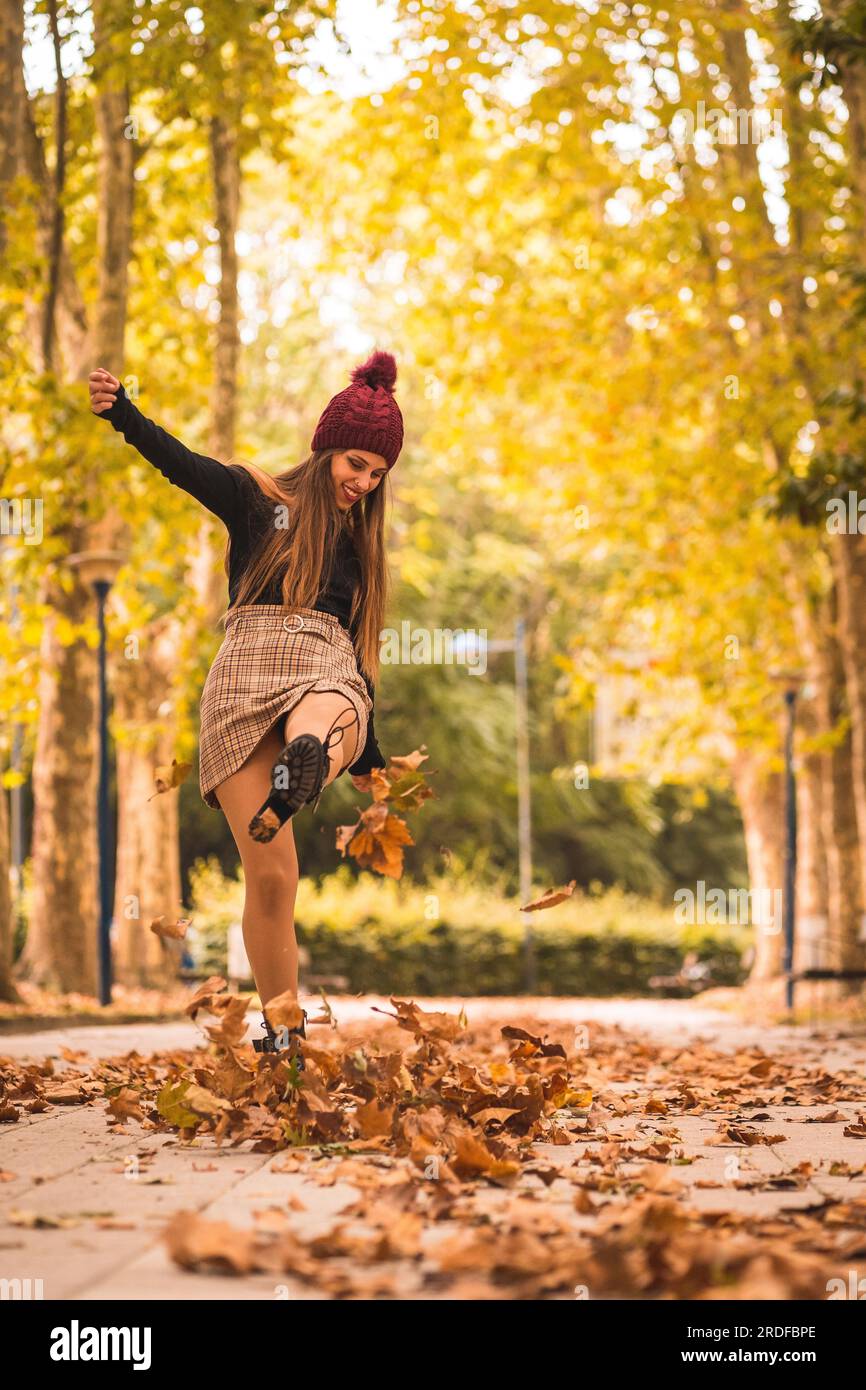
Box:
[1, 995, 864, 1299]
[3, 992, 861, 1061]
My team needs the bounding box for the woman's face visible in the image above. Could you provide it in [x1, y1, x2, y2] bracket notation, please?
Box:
[331, 449, 388, 510]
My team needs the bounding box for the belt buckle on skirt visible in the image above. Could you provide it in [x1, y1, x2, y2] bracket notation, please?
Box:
[282, 613, 305, 633]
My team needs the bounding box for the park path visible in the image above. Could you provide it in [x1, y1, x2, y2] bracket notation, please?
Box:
[1, 995, 864, 1300]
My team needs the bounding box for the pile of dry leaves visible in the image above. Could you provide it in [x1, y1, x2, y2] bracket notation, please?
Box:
[3, 983, 865, 1299]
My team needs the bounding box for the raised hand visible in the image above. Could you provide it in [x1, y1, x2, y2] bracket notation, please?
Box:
[89, 367, 122, 415]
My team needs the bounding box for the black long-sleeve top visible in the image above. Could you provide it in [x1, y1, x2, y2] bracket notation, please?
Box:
[99, 384, 385, 775]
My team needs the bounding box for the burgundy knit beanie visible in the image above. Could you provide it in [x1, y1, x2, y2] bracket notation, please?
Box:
[311, 349, 404, 469]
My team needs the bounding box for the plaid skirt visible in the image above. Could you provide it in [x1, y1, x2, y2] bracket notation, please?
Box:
[198, 604, 372, 811]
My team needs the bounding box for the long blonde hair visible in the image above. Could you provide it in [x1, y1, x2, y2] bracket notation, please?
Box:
[219, 447, 389, 685]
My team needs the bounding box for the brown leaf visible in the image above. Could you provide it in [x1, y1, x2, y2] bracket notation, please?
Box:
[209, 1053, 255, 1100]
[182, 1084, 233, 1118]
[384, 748, 429, 775]
[353, 1099, 395, 1138]
[520, 880, 577, 912]
[150, 916, 190, 941]
[162, 1211, 263, 1274]
[451, 1130, 521, 1181]
[373, 997, 465, 1042]
[348, 811, 414, 879]
[262, 989, 305, 1035]
[7, 1208, 80, 1229]
[709, 1126, 788, 1146]
[184, 976, 229, 1016]
[199, 994, 252, 1048]
[45, 1085, 91, 1106]
[107, 1088, 145, 1123]
[150, 759, 192, 797]
[501, 1025, 567, 1060]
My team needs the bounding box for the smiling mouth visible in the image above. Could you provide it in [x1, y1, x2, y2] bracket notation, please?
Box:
[342, 483, 363, 501]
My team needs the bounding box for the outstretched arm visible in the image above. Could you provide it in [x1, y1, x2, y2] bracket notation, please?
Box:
[89, 368, 247, 527]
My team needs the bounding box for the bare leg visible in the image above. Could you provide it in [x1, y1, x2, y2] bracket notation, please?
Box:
[281, 690, 362, 784]
[213, 722, 301, 1005]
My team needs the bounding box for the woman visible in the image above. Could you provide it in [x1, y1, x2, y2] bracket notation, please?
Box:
[89, 351, 404, 1061]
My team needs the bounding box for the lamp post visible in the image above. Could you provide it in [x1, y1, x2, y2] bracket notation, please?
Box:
[68, 549, 126, 1006]
[769, 669, 804, 1011]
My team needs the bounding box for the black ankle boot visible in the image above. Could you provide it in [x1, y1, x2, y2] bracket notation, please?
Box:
[248, 733, 331, 843]
[247, 708, 361, 844]
[252, 1009, 308, 1070]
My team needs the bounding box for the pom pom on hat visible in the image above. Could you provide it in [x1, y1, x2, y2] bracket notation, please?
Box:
[350, 350, 398, 394]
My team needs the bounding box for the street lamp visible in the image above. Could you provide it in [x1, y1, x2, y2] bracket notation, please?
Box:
[68, 549, 126, 1006]
[769, 669, 805, 1011]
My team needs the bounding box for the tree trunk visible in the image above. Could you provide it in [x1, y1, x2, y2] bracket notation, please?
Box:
[187, 111, 241, 620]
[830, 530, 866, 915]
[7, 5, 242, 998]
[110, 116, 242, 980]
[18, 554, 100, 991]
[819, 3, 866, 270]
[0, 31, 20, 989]
[0, 767, 20, 1002]
[780, 558, 866, 995]
[793, 699, 829, 969]
[86, 29, 186, 990]
[13, 2, 138, 991]
[0, 0, 25, 264]
[111, 615, 184, 986]
[809, 594, 865, 991]
[730, 746, 786, 979]
[820, 707, 865, 984]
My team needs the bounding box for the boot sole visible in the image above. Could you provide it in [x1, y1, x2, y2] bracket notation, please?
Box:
[248, 733, 327, 843]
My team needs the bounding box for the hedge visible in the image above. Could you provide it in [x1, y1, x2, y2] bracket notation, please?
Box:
[187, 858, 750, 996]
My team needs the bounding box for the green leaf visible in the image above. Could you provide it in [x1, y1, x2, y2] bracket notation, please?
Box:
[156, 1079, 201, 1130]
